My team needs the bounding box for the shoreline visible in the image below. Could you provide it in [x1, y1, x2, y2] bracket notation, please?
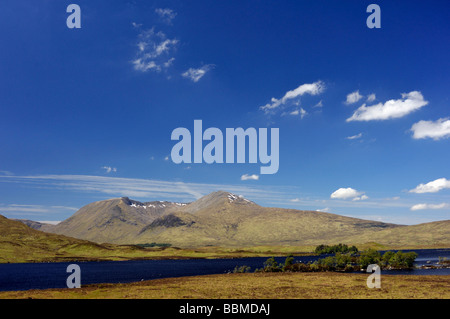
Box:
[1, 245, 449, 264]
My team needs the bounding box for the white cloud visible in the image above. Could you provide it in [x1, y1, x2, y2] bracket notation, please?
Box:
[313, 100, 323, 108]
[182, 65, 214, 82]
[366, 93, 376, 102]
[164, 57, 175, 68]
[132, 59, 160, 72]
[38, 220, 61, 225]
[289, 108, 307, 118]
[132, 27, 178, 73]
[154, 39, 178, 57]
[300, 108, 307, 119]
[290, 198, 301, 203]
[260, 81, 325, 112]
[330, 187, 367, 200]
[346, 133, 363, 140]
[410, 203, 450, 211]
[345, 90, 364, 104]
[316, 207, 330, 212]
[241, 174, 259, 181]
[352, 194, 369, 201]
[155, 8, 177, 24]
[410, 178, 450, 194]
[131, 22, 142, 28]
[164, 156, 169, 161]
[347, 91, 428, 122]
[102, 166, 117, 174]
[411, 118, 450, 140]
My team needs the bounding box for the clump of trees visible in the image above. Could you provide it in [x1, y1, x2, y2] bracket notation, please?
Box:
[232, 265, 252, 273]
[255, 249, 417, 273]
[314, 243, 358, 255]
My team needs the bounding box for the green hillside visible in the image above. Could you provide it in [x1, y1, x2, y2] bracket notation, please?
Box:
[0, 215, 178, 263]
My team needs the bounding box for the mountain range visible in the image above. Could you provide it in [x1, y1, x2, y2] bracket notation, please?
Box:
[24, 191, 449, 248]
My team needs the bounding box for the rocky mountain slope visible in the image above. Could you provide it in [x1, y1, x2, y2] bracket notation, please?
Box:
[49, 197, 186, 243]
[36, 191, 450, 248]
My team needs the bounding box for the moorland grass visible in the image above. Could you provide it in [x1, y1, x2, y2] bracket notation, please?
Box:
[0, 272, 448, 299]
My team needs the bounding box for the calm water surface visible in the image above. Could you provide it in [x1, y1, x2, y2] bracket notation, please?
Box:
[0, 249, 448, 291]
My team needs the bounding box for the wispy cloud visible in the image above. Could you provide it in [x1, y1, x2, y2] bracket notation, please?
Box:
[131, 27, 178, 73]
[0, 174, 289, 204]
[346, 133, 363, 140]
[0, 204, 78, 217]
[366, 93, 376, 103]
[410, 203, 450, 211]
[411, 118, 450, 140]
[284, 107, 308, 119]
[352, 194, 369, 201]
[347, 91, 428, 122]
[300, 108, 307, 119]
[155, 8, 177, 24]
[345, 90, 363, 105]
[101, 166, 117, 174]
[260, 81, 325, 114]
[410, 178, 450, 194]
[313, 100, 323, 108]
[241, 174, 259, 181]
[182, 65, 214, 82]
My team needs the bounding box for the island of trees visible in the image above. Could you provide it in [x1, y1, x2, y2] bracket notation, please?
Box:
[234, 244, 418, 273]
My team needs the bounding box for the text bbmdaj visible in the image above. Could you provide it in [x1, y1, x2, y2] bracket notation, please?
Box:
[179, 303, 270, 316]
[171, 120, 279, 174]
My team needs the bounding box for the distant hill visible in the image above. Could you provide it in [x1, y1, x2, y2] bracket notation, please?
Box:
[13, 219, 55, 232]
[0, 215, 140, 263]
[134, 191, 402, 247]
[343, 219, 450, 247]
[37, 190, 450, 248]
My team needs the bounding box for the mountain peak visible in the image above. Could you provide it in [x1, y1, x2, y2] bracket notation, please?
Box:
[198, 191, 254, 204]
[180, 191, 255, 214]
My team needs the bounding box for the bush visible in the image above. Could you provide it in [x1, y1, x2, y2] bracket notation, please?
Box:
[358, 249, 382, 269]
[262, 257, 282, 272]
[233, 265, 251, 273]
[282, 255, 294, 271]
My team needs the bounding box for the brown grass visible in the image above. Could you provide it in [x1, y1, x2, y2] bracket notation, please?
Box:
[1, 272, 448, 299]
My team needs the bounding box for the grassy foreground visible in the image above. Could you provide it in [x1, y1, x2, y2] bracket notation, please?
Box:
[1, 272, 448, 299]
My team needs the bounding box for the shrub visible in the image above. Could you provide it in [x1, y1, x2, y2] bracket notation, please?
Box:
[358, 249, 382, 269]
[263, 257, 282, 272]
[233, 265, 251, 273]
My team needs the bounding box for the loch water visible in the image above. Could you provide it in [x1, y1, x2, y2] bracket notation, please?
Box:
[0, 248, 448, 292]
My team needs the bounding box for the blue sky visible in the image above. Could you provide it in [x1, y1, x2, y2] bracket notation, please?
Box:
[0, 0, 449, 225]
